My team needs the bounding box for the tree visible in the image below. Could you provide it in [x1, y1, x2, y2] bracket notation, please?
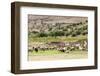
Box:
[49, 31, 65, 37]
[76, 30, 81, 35]
[55, 31, 65, 36]
[79, 22, 82, 25]
[71, 32, 77, 37]
[83, 25, 87, 30]
[63, 28, 68, 31]
[66, 32, 70, 36]
[38, 32, 48, 37]
[72, 23, 77, 26]
[86, 20, 88, 23]
[82, 30, 88, 35]
[48, 27, 52, 31]
[32, 31, 39, 34]
[55, 23, 61, 30]
[49, 31, 55, 37]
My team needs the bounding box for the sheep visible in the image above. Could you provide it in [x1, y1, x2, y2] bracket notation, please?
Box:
[57, 47, 66, 52]
[34, 48, 38, 52]
[32, 47, 39, 52]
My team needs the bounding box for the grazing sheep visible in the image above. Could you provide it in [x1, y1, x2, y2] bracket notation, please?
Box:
[33, 47, 39, 52]
[70, 47, 74, 51]
[34, 48, 38, 52]
[58, 47, 66, 52]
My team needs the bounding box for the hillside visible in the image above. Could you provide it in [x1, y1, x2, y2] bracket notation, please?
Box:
[28, 14, 88, 37]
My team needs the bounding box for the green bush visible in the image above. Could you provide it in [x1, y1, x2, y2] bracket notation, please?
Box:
[48, 27, 52, 31]
[49, 31, 55, 37]
[83, 25, 87, 30]
[38, 32, 48, 37]
[49, 31, 65, 37]
[55, 31, 65, 36]
[63, 28, 68, 31]
[79, 22, 83, 25]
[76, 30, 81, 35]
[82, 30, 88, 35]
[66, 32, 70, 36]
[32, 31, 39, 34]
[71, 32, 77, 37]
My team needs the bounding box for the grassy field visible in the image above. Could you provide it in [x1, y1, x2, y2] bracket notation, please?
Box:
[29, 50, 62, 56]
[28, 35, 87, 61]
[28, 50, 88, 61]
[29, 35, 87, 43]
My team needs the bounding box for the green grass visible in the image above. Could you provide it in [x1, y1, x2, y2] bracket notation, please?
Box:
[28, 50, 88, 61]
[29, 50, 87, 56]
[28, 35, 87, 43]
[29, 50, 64, 56]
